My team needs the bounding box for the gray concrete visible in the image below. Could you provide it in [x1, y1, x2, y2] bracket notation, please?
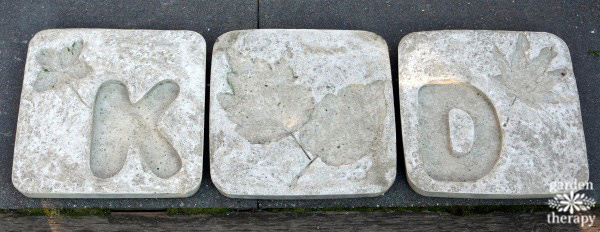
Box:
[13, 29, 205, 198]
[0, 0, 598, 208]
[0, 0, 257, 208]
[399, 31, 588, 198]
[257, 0, 599, 208]
[210, 29, 396, 199]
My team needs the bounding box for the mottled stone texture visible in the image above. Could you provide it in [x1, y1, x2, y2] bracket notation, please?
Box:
[399, 31, 588, 198]
[210, 29, 396, 199]
[12, 29, 206, 198]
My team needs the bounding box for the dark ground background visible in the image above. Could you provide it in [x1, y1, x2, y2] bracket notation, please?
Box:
[0, 0, 598, 209]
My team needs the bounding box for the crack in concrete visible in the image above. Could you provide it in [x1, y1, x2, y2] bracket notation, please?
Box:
[289, 157, 317, 188]
[291, 133, 312, 161]
[503, 96, 517, 127]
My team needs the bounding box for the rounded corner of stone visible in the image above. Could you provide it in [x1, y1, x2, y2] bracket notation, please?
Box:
[181, 30, 207, 47]
[179, 180, 203, 198]
[18, 191, 42, 199]
[534, 31, 568, 44]
[576, 166, 590, 184]
[12, 181, 38, 199]
[377, 177, 397, 197]
[215, 30, 245, 44]
[348, 190, 387, 199]
[397, 32, 427, 52]
[354, 30, 388, 43]
[406, 177, 437, 198]
[28, 29, 60, 48]
[212, 183, 243, 199]
[31, 29, 59, 40]
[212, 30, 244, 56]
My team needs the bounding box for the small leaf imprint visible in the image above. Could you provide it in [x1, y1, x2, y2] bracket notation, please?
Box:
[493, 34, 573, 126]
[34, 40, 92, 108]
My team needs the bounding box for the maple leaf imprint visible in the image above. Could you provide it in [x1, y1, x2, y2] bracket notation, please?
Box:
[217, 48, 315, 144]
[289, 81, 387, 187]
[218, 45, 387, 187]
[493, 34, 573, 126]
[34, 40, 92, 108]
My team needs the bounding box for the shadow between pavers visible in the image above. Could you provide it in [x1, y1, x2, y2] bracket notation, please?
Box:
[0, 0, 258, 209]
[1, 0, 598, 209]
[257, 0, 600, 208]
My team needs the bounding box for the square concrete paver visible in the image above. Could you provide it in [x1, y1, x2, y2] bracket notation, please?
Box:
[399, 30, 588, 198]
[210, 29, 397, 199]
[12, 29, 206, 198]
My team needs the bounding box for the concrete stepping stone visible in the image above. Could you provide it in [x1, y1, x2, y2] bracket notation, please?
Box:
[12, 29, 206, 198]
[210, 29, 397, 199]
[398, 31, 588, 198]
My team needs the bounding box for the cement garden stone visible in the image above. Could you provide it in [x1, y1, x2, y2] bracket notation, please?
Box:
[398, 30, 588, 198]
[12, 28, 587, 200]
[12, 29, 206, 198]
[210, 29, 397, 199]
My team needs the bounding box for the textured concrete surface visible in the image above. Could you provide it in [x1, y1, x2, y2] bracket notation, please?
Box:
[13, 29, 205, 198]
[0, 0, 598, 208]
[0, 0, 257, 208]
[399, 31, 588, 198]
[210, 29, 396, 199]
[257, 0, 599, 208]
